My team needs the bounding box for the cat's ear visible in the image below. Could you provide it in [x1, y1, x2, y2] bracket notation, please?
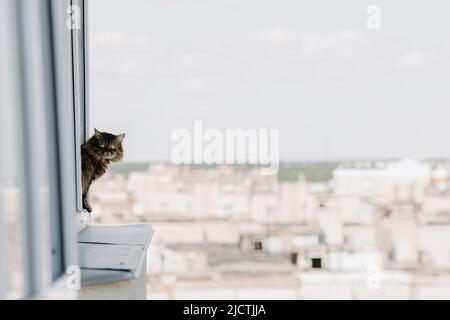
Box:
[116, 133, 125, 143]
[94, 128, 102, 137]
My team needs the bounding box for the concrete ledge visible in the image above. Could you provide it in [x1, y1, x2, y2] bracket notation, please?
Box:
[77, 224, 153, 300]
[79, 253, 147, 300]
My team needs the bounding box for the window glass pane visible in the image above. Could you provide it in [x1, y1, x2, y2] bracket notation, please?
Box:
[1, 0, 68, 297]
[19, 0, 64, 283]
[0, 0, 26, 299]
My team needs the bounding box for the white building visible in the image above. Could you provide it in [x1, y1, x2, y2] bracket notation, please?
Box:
[126, 164, 316, 224]
[333, 159, 431, 204]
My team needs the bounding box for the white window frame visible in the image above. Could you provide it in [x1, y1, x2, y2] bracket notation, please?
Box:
[49, 0, 80, 278]
[0, 0, 82, 298]
[69, 0, 90, 218]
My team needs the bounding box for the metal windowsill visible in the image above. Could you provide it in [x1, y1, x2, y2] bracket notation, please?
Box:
[77, 224, 153, 286]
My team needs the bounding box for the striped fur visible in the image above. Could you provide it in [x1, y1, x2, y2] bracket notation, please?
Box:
[81, 128, 125, 212]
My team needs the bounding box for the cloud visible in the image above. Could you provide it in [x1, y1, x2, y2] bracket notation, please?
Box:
[255, 28, 368, 60]
[92, 32, 151, 49]
[259, 28, 295, 46]
[301, 31, 366, 56]
[396, 51, 436, 69]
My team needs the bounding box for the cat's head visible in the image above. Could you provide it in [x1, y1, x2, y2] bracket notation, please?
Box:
[91, 128, 125, 162]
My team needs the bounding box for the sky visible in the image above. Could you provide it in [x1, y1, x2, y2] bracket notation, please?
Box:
[88, 0, 450, 162]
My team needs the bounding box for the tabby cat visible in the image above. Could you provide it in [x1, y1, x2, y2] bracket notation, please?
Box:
[81, 128, 125, 212]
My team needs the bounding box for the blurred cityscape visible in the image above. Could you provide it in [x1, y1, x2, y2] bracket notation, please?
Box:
[86, 158, 450, 299]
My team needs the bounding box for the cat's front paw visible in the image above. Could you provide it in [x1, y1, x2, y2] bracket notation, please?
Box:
[83, 198, 93, 213]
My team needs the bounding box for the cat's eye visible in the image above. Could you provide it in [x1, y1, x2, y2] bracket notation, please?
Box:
[100, 144, 105, 148]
